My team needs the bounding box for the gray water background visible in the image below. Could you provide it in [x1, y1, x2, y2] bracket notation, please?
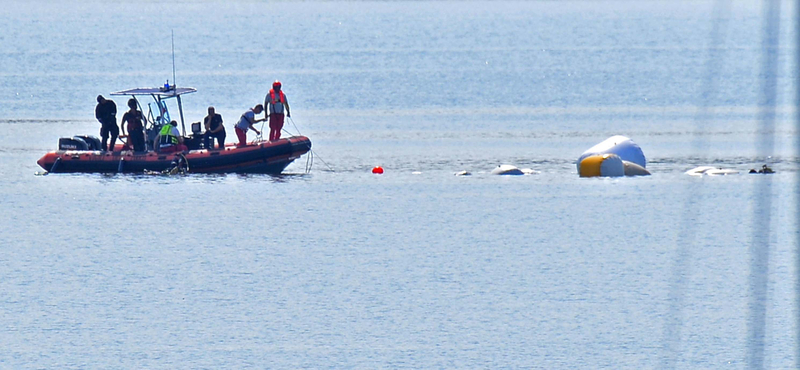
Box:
[1, 1, 799, 368]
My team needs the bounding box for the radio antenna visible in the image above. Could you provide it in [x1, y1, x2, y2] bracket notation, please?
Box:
[171, 29, 177, 89]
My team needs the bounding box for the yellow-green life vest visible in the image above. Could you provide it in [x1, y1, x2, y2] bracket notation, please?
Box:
[160, 124, 178, 145]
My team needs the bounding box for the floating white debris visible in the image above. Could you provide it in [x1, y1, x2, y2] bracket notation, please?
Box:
[491, 165, 524, 175]
[686, 166, 739, 176]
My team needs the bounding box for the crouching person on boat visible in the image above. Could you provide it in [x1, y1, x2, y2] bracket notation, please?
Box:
[155, 120, 188, 153]
[235, 104, 264, 147]
[203, 106, 225, 150]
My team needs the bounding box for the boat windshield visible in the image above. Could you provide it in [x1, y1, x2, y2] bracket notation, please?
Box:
[148, 100, 171, 126]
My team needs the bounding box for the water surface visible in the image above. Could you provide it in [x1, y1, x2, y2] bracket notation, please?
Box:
[1, 1, 798, 368]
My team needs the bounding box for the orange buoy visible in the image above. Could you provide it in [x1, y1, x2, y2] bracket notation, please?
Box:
[372, 166, 384, 174]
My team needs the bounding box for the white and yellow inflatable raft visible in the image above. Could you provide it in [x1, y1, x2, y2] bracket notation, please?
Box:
[577, 135, 650, 177]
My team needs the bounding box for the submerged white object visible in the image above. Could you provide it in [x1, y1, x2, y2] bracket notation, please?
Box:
[707, 168, 738, 176]
[491, 165, 524, 175]
[686, 166, 716, 176]
[686, 166, 739, 176]
[577, 135, 646, 173]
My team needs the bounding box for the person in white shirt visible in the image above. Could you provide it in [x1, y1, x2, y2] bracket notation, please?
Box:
[235, 105, 264, 147]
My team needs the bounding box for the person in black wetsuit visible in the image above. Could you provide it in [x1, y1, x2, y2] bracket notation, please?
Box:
[95, 95, 119, 151]
[120, 98, 146, 152]
[203, 106, 225, 150]
[749, 164, 775, 174]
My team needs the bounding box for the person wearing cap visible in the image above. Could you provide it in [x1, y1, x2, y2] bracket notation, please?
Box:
[154, 120, 187, 153]
[95, 95, 119, 151]
[264, 80, 291, 141]
[235, 105, 264, 147]
[203, 106, 225, 150]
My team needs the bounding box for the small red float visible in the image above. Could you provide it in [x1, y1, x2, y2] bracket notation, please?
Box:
[372, 166, 384, 174]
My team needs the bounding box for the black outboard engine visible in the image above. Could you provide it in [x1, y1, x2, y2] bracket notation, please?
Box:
[58, 137, 89, 150]
[58, 135, 103, 151]
[74, 135, 102, 151]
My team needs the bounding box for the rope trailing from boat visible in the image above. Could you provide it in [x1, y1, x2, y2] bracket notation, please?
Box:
[286, 117, 334, 173]
[254, 116, 334, 173]
[304, 149, 313, 174]
[175, 153, 189, 173]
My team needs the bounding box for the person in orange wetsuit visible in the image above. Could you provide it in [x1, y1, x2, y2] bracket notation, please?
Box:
[264, 80, 291, 141]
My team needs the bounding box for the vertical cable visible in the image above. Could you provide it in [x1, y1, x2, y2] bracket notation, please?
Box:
[746, 0, 780, 368]
[796, 0, 800, 364]
[660, 2, 731, 368]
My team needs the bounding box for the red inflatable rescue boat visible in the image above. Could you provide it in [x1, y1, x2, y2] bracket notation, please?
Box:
[37, 137, 311, 174]
[37, 84, 311, 174]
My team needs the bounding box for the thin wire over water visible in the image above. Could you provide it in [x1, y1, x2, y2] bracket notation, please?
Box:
[660, 1, 731, 368]
[746, 0, 781, 368]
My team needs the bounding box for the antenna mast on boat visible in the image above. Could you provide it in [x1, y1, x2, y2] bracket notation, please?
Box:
[172, 29, 177, 89]
[171, 29, 187, 136]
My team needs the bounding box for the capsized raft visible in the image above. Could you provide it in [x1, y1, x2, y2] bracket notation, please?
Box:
[37, 136, 311, 174]
[577, 135, 650, 177]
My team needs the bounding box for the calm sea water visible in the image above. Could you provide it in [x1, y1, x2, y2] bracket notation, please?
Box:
[1, 1, 799, 368]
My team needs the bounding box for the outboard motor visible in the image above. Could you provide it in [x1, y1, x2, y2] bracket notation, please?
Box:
[74, 135, 102, 151]
[58, 137, 89, 150]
